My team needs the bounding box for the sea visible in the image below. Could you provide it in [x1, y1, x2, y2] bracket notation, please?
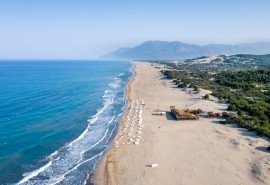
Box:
[0, 60, 133, 185]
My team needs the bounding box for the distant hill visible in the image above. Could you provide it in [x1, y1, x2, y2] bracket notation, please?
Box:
[102, 40, 270, 60]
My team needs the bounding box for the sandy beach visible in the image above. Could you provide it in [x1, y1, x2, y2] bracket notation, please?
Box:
[93, 61, 270, 185]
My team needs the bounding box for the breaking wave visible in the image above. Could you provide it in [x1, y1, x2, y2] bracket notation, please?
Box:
[16, 72, 130, 185]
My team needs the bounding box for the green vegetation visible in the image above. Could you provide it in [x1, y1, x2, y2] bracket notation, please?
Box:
[235, 54, 270, 65]
[162, 57, 270, 137]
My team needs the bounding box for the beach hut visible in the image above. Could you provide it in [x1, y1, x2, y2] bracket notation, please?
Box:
[170, 106, 198, 120]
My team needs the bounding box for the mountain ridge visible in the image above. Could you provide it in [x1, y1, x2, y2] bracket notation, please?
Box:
[102, 40, 270, 60]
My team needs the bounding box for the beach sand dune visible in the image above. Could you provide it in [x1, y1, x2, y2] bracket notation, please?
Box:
[93, 62, 270, 185]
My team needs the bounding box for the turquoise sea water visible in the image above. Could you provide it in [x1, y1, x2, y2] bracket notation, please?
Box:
[0, 60, 132, 185]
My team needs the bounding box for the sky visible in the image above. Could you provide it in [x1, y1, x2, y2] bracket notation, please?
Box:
[0, 0, 270, 59]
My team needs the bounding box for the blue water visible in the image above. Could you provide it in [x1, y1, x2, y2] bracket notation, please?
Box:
[0, 60, 133, 185]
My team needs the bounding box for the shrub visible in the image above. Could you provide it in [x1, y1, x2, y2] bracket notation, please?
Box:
[227, 104, 236, 111]
[194, 86, 199, 91]
[203, 94, 209, 100]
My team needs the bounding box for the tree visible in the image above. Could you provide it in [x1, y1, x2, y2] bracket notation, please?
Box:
[228, 104, 237, 111]
[237, 109, 243, 116]
[203, 94, 209, 100]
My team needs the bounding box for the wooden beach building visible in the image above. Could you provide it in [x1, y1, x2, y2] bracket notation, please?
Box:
[170, 106, 199, 120]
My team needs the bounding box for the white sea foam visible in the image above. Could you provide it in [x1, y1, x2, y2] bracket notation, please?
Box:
[87, 89, 116, 125]
[16, 68, 130, 185]
[118, 72, 125, 77]
[49, 150, 59, 158]
[108, 112, 116, 125]
[83, 172, 90, 185]
[109, 77, 121, 89]
[68, 127, 89, 147]
[80, 129, 109, 156]
[106, 113, 122, 144]
[80, 112, 117, 156]
[50, 152, 103, 185]
[18, 161, 52, 184]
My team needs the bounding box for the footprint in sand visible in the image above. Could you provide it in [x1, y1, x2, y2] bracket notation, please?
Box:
[214, 129, 228, 139]
[230, 138, 240, 147]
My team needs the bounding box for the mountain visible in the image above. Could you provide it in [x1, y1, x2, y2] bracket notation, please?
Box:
[102, 40, 270, 60]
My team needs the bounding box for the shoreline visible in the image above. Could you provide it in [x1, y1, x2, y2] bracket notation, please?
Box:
[92, 61, 270, 185]
[91, 62, 136, 185]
